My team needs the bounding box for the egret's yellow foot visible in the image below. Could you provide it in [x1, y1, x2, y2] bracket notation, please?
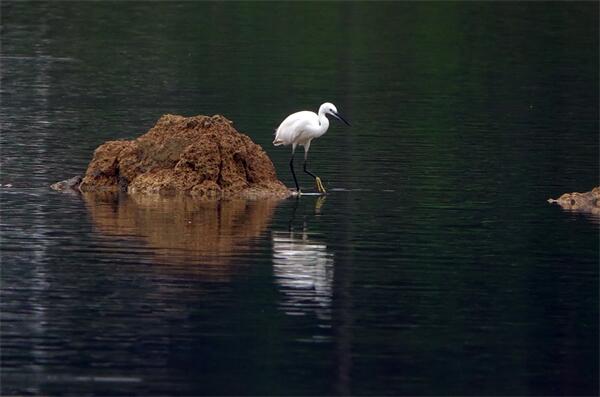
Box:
[315, 177, 327, 194]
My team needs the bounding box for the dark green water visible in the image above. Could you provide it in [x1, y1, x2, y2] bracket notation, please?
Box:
[1, 2, 598, 395]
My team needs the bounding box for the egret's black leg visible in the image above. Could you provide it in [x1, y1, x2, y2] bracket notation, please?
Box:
[289, 153, 300, 192]
[303, 159, 326, 194]
[303, 160, 318, 180]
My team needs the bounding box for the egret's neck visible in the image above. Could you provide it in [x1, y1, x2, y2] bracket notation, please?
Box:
[317, 110, 330, 135]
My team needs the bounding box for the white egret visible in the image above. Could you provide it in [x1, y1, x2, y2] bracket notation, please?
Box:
[273, 102, 350, 194]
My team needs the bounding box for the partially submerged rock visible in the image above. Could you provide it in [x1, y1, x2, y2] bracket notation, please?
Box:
[50, 175, 82, 193]
[76, 114, 290, 199]
[548, 187, 600, 215]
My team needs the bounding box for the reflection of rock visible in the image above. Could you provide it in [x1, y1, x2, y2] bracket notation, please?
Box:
[272, 229, 334, 320]
[50, 175, 82, 193]
[548, 187, 600, 216]
[83, 192, 281, 268]
[79, 114, 290, 199]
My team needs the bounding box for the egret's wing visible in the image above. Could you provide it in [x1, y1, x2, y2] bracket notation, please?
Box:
[274, 111, 317, 145]
[288, 116, 312, 142]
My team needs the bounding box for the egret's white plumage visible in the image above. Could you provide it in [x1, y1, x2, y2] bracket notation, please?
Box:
[273, 102, 350, 194]
[273, 103, 336, 147]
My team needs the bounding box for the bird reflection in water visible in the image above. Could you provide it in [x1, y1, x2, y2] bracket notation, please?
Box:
[272, 196, 334, 321]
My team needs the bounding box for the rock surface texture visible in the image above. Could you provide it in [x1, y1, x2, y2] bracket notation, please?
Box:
[50, 175, 83, 193]
[78, 114, 290, 199]
[548, 187, 600, 215]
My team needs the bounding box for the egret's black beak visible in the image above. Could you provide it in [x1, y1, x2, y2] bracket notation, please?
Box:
[331, 110, 351, 126]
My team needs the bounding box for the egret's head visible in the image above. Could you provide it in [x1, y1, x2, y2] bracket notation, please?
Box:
[320, 102, 350, 126]
[320, 102, 338, 116]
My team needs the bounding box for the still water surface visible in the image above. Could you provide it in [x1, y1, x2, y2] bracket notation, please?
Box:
[1, 2, 598, 395]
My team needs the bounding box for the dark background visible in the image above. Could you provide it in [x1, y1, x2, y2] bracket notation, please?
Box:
[1, 2, 598, 395]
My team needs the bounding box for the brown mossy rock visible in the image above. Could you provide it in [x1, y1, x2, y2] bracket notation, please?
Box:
[79, 114, 290, 199]
[548, 187, 600, 215]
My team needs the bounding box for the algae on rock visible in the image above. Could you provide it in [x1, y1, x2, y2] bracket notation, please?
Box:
[78, 114, 290, 199]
